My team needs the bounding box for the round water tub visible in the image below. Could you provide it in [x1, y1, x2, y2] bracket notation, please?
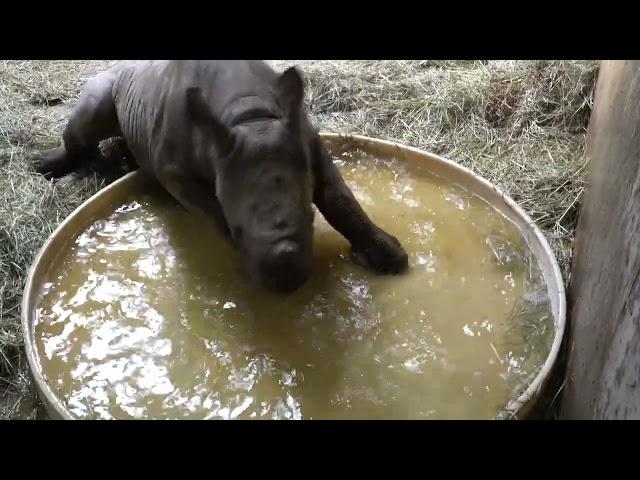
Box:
[22, 133, 566, 420]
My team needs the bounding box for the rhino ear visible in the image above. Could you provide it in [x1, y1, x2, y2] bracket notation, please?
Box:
[275, 67, 304, 127]
[186, 87, 234, 154]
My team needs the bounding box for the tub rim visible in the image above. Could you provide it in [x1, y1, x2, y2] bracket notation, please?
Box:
[22, 132, 566, 420]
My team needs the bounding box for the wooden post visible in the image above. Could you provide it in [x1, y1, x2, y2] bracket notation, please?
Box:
[560, 61, 640, 419]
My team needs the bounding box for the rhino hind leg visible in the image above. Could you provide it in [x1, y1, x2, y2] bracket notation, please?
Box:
[35, 72, 122, 179]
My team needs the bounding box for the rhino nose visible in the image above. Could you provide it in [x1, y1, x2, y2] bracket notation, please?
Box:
[271, 239, 299, 259]
[265, 240, 301, 272]
[260, 239, 310, 293]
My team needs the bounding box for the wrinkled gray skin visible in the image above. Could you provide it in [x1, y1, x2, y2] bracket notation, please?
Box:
[35, 61, 409, 293]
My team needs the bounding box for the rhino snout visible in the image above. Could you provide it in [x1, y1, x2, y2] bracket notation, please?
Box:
[258, 239, 311, 293]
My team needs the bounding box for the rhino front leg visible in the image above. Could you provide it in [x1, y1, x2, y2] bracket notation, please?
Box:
[161, 172, 231, 241]
[35, 71, 122, 179]
[311, 136, 409, 274]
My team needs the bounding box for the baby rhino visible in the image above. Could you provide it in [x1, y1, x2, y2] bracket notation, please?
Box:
[35, 61, 409, 293]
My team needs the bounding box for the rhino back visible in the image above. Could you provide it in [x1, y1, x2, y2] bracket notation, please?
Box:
[111, 61, 283, 178]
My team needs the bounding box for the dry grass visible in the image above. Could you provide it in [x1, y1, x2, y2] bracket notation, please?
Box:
[0, 60, 598, 419]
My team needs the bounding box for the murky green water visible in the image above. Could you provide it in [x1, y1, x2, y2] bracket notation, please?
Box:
[34, 149, 554, 419]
